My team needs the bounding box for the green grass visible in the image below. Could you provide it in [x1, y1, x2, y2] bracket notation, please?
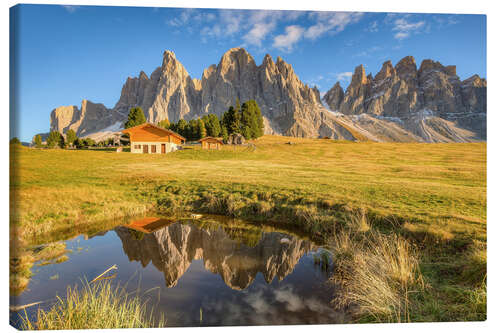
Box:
[10, 135, 486, 323]
[19, 280, 165, 330]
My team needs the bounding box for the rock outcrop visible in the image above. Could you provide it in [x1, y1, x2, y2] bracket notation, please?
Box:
[115, 222, 313, 290]
[323, 56, 487, 141]
[50, 99, 125, 137]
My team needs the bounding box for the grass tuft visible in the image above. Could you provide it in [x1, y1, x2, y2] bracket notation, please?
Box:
[19, 280, 165, 330]
[330, 226, 424, 323]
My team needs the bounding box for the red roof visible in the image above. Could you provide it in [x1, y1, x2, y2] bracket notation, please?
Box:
[122, 123, 186, 141]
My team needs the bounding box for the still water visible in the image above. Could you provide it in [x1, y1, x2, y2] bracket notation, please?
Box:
[10, 216, 346, 327]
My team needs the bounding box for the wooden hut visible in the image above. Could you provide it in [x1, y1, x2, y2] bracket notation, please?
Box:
[122, 123, 185, 154]
[199, 137, 224, 150]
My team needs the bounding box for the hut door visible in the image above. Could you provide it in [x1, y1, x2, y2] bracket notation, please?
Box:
[143, 145, 149, 154]
[161, 144, 166, 154]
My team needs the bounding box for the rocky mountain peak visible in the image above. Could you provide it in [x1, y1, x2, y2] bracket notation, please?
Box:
[374, 60, 395, 82]
[202, 64, 217, 80]
[395, 56, 417, 79]
[262, 53, 275, 68]
[462, 74, 487, 88]
[352, 64, 368, 85]
[418, 59, 445, 75]
[322, 81, 344, 111]
[444, 65, 457, 76]
[220, 47, 255, 67]
[161, 50, 188, 76]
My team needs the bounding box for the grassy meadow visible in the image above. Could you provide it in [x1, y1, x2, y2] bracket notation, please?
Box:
[10, 135, 486, 323]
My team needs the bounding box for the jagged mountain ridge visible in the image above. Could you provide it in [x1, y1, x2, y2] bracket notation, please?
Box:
[115, 223, 313, 290]
[322, 56, 486, 141]
[47, 48, 486, 142]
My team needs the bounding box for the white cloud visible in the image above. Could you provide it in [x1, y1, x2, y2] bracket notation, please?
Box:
[336, 72, 353, 82]
[200, 10, 245, 38]
[389, 16, 427, 40]
[241, 10, 305, 47]
[243, 22, 276, 46]
[167, 9, 362, 52]
[304, 12, 364, 40]
[272, 25, 305, 52]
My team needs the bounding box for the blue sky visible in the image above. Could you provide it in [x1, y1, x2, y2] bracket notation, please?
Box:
[10, 4, 486, 141]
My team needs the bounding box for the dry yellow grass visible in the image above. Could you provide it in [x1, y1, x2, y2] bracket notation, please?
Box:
[10, 136, 486, 245]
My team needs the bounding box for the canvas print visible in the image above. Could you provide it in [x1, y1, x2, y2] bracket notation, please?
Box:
[9, 3, 486, 329]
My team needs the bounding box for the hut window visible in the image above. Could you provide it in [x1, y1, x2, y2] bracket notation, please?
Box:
[151, 145, 157, 153]
[134, 145, 141, 149]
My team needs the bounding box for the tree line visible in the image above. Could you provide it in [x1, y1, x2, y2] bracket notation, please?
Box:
[154, 99, 265, 142]
[33, 130, 116, 149]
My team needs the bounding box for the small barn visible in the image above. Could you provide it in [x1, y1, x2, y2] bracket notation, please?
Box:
[122, 123, 185, 154]
[199, 137, 224, 150]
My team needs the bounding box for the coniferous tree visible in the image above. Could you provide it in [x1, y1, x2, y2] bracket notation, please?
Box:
[47, 131, 63, 148]
[34, 135, 42, 147]
[222, 106, 241, 134]
[240, 102, 255, 139]
[221, 126, 229, 143]
[198, 118, 207, 139]
[10, 137, 21, 145]
[157, 119, 170, 129]
[187, 119, 198, 141]
[208, 114, 222, 137]
[66, 129, 77, 147]
[124, 107, 147, 129]
[202, 115, 221, 137]
[242, 125, 252, 140]
[176, 119, 188, 138]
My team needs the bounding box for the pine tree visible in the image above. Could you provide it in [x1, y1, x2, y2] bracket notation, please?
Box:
[248, 100, 264, 138]
[124, 107, 147, 129]
[10, 137, 20, 145]
[198, 118, 207, 139]
[47, 131, 63, 148]
[176, 119, 188, 138]
[66, 129, 77, 147]
[210, 114, 222, 137]
[221, 126, 229, 143]
[187, 119, 198, 141]
[157, 119, 170, 129]
[203, 114, 221, 137]
[242, 125, 252, 140]
[228, 107, 241, 134]
[34, 134, 42, 147]
[240, 102, 256, 139]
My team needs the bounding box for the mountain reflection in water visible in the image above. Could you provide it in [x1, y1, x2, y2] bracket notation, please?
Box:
[115, 220, 314, 290]
[11, 217, 345, 327]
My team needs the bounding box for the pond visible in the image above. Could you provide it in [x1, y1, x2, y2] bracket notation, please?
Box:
[10, 215, 346, 327]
